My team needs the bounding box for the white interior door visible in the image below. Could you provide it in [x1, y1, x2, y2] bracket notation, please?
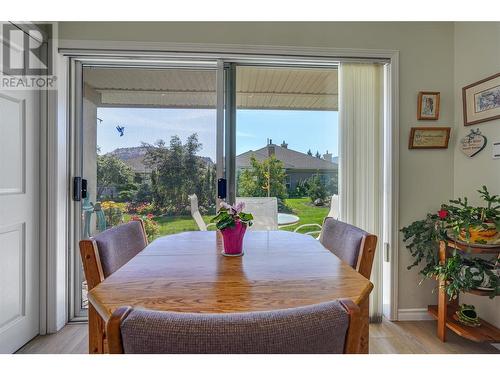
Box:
[0, 89, 40, 353]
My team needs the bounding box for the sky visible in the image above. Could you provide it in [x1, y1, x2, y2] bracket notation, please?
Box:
[96, 107, 338, 161]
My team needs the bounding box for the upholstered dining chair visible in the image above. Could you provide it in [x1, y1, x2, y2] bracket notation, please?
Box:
[318, 218, 377, 279]
[79, 219, 148, 290]
[79, 219, 148, 354]
[106, 299, 362, 354]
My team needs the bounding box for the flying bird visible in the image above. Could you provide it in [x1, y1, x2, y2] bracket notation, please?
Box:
[116, 125, 125, 137]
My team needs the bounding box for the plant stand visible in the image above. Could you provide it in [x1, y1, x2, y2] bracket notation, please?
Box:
[427, 240, 500, 343]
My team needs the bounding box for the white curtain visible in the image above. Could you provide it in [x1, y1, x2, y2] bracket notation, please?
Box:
[339, 63, 384, 321]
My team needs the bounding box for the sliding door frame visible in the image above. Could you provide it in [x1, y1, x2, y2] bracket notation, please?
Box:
[56, 44, 399, 326]
[67, 58, 222, 320]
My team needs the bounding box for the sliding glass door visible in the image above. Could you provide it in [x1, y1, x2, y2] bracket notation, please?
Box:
[230, 64, 339, 233]
[73, 64, 220, 315]
[70, 59, 340, 318]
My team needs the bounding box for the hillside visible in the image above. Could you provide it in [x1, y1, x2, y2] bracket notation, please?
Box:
[106, 146, 214, 173]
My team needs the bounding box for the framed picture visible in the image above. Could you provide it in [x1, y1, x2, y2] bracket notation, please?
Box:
[417, 91, 440, 120]
[409, 127, 451, 149]
[462, 72, 500, 126]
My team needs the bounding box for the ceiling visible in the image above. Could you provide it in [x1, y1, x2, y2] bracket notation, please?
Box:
[83, 66, 338, 111]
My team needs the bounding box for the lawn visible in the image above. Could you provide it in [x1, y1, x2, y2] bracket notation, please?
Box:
[280, 197, 329, 235]
[151, 197, 328, 237]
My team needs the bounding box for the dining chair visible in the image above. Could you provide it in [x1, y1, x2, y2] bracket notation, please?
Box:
[293, 195, 339, 238]
[106, 299, 362, 354]
[79, 219, 148, 289]
[235, 197, 278, 230]
[188, 194, 216, 231]
[79, 219, 148, 354]
[318, 217, 377, 279]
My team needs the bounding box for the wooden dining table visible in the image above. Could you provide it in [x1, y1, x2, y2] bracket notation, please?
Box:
[88, 230, 374, 354]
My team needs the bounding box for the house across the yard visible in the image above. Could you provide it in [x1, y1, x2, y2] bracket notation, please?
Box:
[236, 140, 338, 190]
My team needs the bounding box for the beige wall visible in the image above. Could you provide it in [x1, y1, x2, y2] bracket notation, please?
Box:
[453, 22, 500, 326]
[59, 22, 457, 312]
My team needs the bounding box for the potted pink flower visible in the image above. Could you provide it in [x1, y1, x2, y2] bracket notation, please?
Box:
[211, 202, 253, 256]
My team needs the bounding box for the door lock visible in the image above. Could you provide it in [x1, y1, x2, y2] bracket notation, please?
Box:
[73, 177, 88, 201]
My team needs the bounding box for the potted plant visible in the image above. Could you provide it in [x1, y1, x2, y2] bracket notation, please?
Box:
[211, 202, 253, 256]
[401, 186, 499, 299]
[444, 186, 500, 245]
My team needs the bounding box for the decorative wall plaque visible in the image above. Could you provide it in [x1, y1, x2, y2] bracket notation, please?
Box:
[460, 128, 487, 158]
[409, 127, 451, 149]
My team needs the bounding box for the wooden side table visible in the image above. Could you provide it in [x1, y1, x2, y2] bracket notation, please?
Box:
[427, 240, 500, 343]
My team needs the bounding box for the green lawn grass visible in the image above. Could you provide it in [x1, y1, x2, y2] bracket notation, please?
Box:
[154, 215, 213, 236]
[150, 197, 328, 237]
[280, 197, 329, 235]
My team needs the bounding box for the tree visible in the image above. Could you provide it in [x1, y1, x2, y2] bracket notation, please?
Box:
[135, 181, 153, 202]
[307, 149, 313, 156]
[307, 173, 328, 203]
[143, 134, 214, 215]
[325, 170, 339, 195]
[292, 179, 310, 198]
[315, 151, 321, 159]
[96, 154, 134, 199]
[237, 156, 288, 200]
[199, 164, 216, 214]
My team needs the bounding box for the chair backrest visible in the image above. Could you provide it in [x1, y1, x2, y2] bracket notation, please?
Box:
[189, 194, 207, 231]
[79, 219, 148, 289]
[318, 217, 377, 279]
[328, 194, 339, 219]
[235, 197, 278, 230]
[106, 299, 361, 354]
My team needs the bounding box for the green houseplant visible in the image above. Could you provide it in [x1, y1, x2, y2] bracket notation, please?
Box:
[401, 186, 499, 299]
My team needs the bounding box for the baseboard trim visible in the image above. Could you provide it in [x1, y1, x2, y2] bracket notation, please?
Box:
[397, 308, 434, 321]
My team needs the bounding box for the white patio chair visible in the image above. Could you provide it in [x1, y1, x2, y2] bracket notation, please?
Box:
[235, 197, 278, 230]
[189, 194, 215, 231]
[328, 194, 339, 219]
[294, 194, 339, 238]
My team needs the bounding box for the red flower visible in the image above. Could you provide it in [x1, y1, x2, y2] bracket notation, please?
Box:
[146, 213, 154, 219]
[438, 209, 448, 220]
[131, 215, 140, 221]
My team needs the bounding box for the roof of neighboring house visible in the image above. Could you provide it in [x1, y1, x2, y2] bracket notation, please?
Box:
[236, 144, 337, 171]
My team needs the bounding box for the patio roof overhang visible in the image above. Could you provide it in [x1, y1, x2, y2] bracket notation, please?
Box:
[83, 66, 338, 111]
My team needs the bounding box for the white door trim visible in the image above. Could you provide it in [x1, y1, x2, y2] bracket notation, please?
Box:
[42, 22, 70, 333]
[49, 40, 400, 328]
[58, 39, 394, 62]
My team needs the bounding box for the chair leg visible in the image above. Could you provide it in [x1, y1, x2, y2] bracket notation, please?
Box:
[88, 304, 105, 354]
[358, 297, 370, 354]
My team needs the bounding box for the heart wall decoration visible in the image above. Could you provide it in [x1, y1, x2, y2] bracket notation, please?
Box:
[460, 128, 487, 158]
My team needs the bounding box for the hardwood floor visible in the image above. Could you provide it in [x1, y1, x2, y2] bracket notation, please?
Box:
[16, 319, 499, 354]
[16, 324, 88, 354]
[370, 319, 499, 354]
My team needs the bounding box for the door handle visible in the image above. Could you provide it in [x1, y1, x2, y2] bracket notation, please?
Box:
[217, 178, 227, 199]
[73, 177, 88, 201]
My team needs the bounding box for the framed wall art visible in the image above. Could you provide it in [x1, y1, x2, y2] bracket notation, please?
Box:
[417, 91, 440, 120]
[462, 72, 500, 126]
[409, 127, 451, 149]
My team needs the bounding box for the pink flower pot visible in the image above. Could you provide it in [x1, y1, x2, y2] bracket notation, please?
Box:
[220, 220, 247, 256]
